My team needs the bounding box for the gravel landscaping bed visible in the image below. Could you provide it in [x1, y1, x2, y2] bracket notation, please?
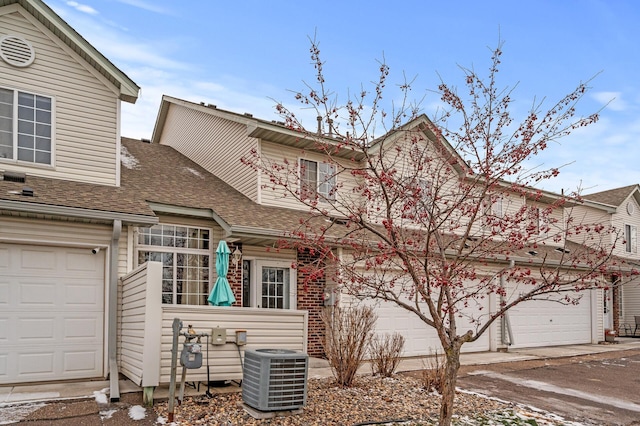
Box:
[154, 375, 575, 425]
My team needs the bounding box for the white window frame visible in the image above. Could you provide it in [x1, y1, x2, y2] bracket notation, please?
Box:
[625, 224, 637, 254]
[299, 158, 336, 201]
[244, 258, 297, 310]
[135, 224, 212, 305]
[0, 86, 54, 166]
[492, 197, 503, 218]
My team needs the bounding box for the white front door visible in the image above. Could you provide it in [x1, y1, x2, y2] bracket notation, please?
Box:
[604, 288, 613, 330]
[242, 259, 296, 309]
[0, 243, 105, 384]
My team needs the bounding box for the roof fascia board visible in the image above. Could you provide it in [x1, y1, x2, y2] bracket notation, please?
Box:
[13, 0, 139, 103]
[151, 96, 257, 143]
[0, 199, 158, 225]
[147, 201, 232, 235]
[150, 96, 171, 143]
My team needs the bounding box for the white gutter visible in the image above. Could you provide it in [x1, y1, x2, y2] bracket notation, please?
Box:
[109, 219, 122, 402]
[0, 199, 158, 225]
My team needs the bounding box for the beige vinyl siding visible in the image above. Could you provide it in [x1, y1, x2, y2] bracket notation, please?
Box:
[158, 104, 258, 201]
[159, 306, 307, 383]
[621, 277, 640, 331]
[610, 197, 640, 259]
[260, 140, 359, 212]
[567, 204, 615, 252]
[117, 225, 129, 277]
[0, 9, 119, 186]
[524, 200, 568, 246]
[118, 261, 162, 387]
[0, 216, 112, 246]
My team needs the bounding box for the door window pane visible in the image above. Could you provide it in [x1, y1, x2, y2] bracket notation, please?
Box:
[260, 266, 289, 309]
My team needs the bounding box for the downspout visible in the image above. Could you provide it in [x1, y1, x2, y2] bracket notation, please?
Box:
[109, 220, 122, 402]
[500, 260, 515, 346]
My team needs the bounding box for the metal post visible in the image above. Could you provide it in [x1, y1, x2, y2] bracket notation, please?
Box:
[168, 318, 181, 422]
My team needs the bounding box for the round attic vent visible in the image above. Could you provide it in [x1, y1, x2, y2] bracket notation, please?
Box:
[0, 35, 35, 67]
[627, 201, 635, 215]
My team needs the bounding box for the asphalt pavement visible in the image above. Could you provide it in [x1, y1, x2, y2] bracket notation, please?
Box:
[458, 347, 640, 425]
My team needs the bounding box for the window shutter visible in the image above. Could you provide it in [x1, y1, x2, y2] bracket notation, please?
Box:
[632, 225, 637, 253]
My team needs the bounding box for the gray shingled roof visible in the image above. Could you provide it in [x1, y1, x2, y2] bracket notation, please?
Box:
[0, 138, 320, 235]
[583, 184, 639, 207]
[120, 137, 312, 234]
[0, 167, 155, 218]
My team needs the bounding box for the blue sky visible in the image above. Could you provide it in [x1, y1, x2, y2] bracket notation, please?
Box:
[48, 0, 640, 195]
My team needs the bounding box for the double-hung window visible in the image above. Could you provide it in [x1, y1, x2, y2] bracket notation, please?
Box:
[625, 224, 637, 254]
[136, 224, 211, 305]
[0, 87, 53, 165]
[300, 159, 336, 201]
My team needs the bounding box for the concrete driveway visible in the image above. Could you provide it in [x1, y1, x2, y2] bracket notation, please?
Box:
[457, 347, 640, 426]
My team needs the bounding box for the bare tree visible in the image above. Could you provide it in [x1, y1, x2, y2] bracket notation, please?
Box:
[242, 39, 637, 425]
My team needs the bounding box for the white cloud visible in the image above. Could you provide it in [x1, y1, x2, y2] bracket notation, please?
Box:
[592, 91, 627, 111]
[65, 1, 98, 15]
[115, 0, 173, 15]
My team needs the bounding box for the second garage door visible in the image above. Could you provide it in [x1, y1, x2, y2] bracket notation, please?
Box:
[362, 297, 491, 357]
[0, 243, 105, 385]
[507, 292, 592, 349]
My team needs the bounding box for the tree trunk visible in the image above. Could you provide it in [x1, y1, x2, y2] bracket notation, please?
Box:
[438, 344, 461, 426]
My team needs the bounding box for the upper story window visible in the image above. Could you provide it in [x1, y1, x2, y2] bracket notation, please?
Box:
[625, 224, 637, 254]
[530, 207, 549, 235]
[0, 87, 53, 165]
[299, 159, 336, 201]
[491, 197, 503, 218]
[136, 224, 211, 305]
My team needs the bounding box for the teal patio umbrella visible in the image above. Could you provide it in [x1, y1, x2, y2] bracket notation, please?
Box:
[207, 240, 237, 306]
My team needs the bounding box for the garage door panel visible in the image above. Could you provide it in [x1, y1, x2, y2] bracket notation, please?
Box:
[0, 243, 105, 384]
[7, 312, 103, 343]
[19, 248, 57, 271]
[19, 317, 55, 340]
[17, 281, 59, 306]
[66, 252, 103, 273]
[508, 291, 591, 348]
[362, 296, 491, 357]
[0, 282, 7, 305]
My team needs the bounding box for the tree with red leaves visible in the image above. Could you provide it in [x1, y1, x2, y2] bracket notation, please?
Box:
[242, 39, 636, 426]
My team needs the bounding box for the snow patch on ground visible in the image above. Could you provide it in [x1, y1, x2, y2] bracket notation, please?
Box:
[129, 404, 146, 420]
[93, 389, 108, 404]
[184, 167, 204, 178]
[121, 146, 140, 169]
[0, 402, 46, 424]
[99, 408, 118, 420]
[457, 388, 584, 425]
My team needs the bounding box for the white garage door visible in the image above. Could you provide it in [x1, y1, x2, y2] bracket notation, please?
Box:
[0, 243, 105, 384]
[508, 293, 592, 349]
[362, 297, 491, 357]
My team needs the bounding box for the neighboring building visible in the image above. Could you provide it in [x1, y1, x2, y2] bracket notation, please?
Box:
[581, 185, 640, 334]
[151, 95, 624, 355]
[0, 0, 155, 394]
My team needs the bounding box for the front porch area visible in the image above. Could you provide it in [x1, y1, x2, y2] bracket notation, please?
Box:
[117, 262, 309, 393]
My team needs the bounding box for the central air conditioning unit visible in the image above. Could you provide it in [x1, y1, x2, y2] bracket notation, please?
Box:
[242, 349, 309, 411]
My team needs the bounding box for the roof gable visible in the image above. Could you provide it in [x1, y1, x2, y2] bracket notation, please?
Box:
[583, 184, 640, 208]
[0, 0, 139, 103]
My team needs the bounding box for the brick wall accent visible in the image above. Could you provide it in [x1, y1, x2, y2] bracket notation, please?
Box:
[296, 248, 326, 357]
[226, 242, 243, 306]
